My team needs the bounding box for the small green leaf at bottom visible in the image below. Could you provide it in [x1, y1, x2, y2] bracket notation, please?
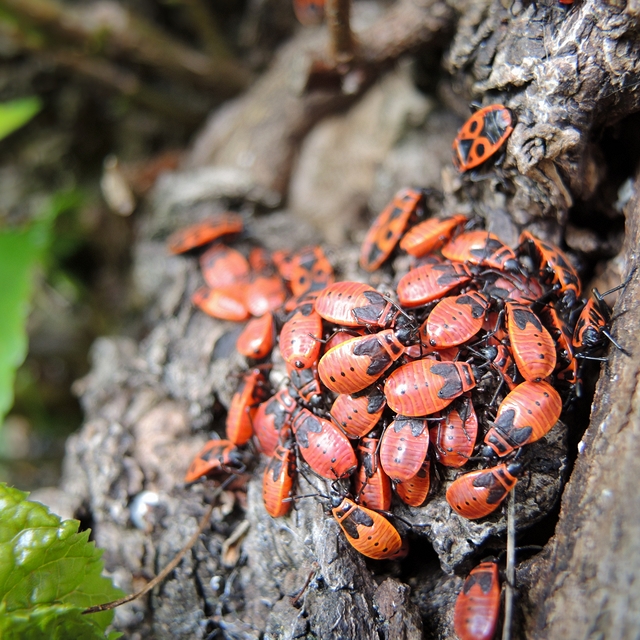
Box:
[0, 484, 125, 639]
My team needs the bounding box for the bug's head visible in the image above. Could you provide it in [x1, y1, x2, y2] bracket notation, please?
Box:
[395, 313, 419, 346]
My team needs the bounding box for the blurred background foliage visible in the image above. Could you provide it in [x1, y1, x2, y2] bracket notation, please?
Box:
[0, 0, 299, 491]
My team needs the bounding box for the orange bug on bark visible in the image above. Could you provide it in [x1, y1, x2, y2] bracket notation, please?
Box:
[453, 559, 501, 640]
[263, 441, 297, 518]
[384, 360, 476, 416]
[446, 462, 521, 519]
[359, 188, 425, 272]
[505, 302, 556, 382]
[166, 213, 244, 254]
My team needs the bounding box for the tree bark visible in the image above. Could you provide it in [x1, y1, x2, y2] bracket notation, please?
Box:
[521, 175, 640, 639]
[56, 0, 640, 637]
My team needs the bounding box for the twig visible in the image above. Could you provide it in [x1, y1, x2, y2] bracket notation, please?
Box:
[325, 0, 355, 64]
[0, 0, 250, 95]
[50, 51, 208, 124]
[83, 480, 230, 615]
[502, 487, 516, 640]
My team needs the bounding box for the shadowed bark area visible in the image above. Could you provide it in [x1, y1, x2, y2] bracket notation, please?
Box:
[54, 0, 640, 637]
[520, 174, 640, 639]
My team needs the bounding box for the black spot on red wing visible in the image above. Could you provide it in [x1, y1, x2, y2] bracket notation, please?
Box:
[510, 426, 533, 445]
[265, 399, 289, 430]
[457, 138, 474, 163]
[430, 363, 463, 398]
[388, 205, 406, 221]
[298, 253, 318, 271]
[353, 293, 387, 324]
[469, 119, 479, 133]
[475, 142, 486, 158]
[299, 414, 323, 438]
[480, 108, 510, 144]
[494, 409, 516, 432]
[476, 571, 496, 594]
[267, 457, 284, 480]
[365, 243, 386, 266]
[472, 470, 501, 490]
[409, 419, 428, 437]
[353, 336, 385, 358]
[366, 352, 392, 376]
[511, 307, 543, 331]
[351, 506, 375, 527]
[362, 453, 375, 476]
[485, 483, 508, 505]
[456, 295, 486, 318]
[367, 391, 386, 413]
[463, 570, 493, 594]
[341, 516, 361, 539]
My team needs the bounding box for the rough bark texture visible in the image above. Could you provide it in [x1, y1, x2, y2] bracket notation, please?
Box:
[43, 0, 640, 637]
[520, 179, 640, 639]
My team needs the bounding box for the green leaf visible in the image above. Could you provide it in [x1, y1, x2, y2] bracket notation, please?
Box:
[0, 484, 124, 639]
[0, 189, 79, 424]
[0, 97, 41, 142]
[0, 228, 42, 422]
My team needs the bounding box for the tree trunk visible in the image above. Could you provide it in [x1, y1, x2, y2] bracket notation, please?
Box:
[57, 0, 640, 637]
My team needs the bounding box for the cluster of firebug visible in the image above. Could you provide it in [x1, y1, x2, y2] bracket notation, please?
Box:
[168, 103, 626, 639]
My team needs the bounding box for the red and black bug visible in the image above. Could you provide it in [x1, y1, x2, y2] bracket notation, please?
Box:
[482, 271, 545, 305]
[395, 458, 431, 507]
[287, 363, 324, 407]
[272, 249, 295, 282]
[291, 407, 358, 479]
[453, 559, 501, 640]
[360, 188, 425, 272]
[446, 461, 521, 519]
[482, 381, 562, 457]
[572, 276, 632, 357]
[253, 388, 297, 457]
[289, 245, 335, 297]
[379, 416, 430, 483]
[199, 244, 250, 289]
[441, 230, 520, 272]
[236, 312, 276, 360]
[279, 303, 324, 369]
[167, 213, 244, 254]
[192, 285, 250, 322]
[330, 386, 386, 438]
[245, 273, 288, 318]
[422, 291, 490, 349]
[226, 369, 271, 446]
[430, 397, 478, 468]
[248, 247, 272, 272]
[315, 281, 400, 329]
[318, 329, 410, 395]
[399, 214, 467, 258]
[263, 441, 297, 518]
[478, 341, 519, 392]
[293, 0, 325, 25]
[397, 262, 473, 308]
[184, 439, 244, 484]
[452, 104, 514, 173]
[519, 231, 581, 305]
[353, 433, 392, 512]
[505, 302, 557, 382]
[384, 359, 477, 416]
[330, 494, 403, 560]
[538, 305, 575, 372]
